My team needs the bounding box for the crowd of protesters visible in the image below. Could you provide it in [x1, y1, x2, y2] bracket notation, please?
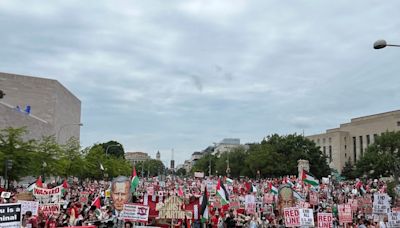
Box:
[0, 173, 397, 228]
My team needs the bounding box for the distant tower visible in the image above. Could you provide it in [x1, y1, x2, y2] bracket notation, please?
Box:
[156, 151, 160, 160]
[170, 149, 175, 170]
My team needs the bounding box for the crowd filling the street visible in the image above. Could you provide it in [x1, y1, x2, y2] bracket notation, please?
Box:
[0, 167, 399, 228]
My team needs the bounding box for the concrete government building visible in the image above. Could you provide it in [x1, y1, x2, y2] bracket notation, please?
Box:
[0, 72, 81, 144]
[307, 110, 400, 173]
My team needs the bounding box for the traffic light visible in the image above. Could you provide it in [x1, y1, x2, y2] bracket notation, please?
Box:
[6, 160, 12, 170]
[0, 90, 4, 99]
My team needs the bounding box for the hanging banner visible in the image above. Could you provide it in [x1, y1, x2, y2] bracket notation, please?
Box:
[18, 200, 39, 216]
[284, 207, 300, 227]
[119, 204, 149, 223]
[39, 203, 61, 217]
[0, 203, 22, 228]
[317, 212, 333, 228]
[33, 185, 62, 204]
[388, 212, 400, 228]
[338, 204, 352, 224]
[373, 193, 390, 214]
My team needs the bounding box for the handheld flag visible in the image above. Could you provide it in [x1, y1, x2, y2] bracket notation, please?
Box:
[92, 196, 101, 209]
[216, 179, 229, 205]
[36, 176, 43, 188]
[200, 188, 208, 221]
[269, 182, 278, 195]
[301, 170, 319, 187]
[131, 167, 140, 193]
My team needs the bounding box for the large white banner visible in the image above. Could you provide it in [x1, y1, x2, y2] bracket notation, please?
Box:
[33, 185, 63, 204]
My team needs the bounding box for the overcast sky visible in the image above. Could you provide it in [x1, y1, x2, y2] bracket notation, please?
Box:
[1, 1, 399, 165]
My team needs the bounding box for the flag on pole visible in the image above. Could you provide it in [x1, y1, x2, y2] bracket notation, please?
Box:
[100, 163, 104, 171]
[251, 184, 257, 193]
[131, 167, 140, 193]
[269, 182, 278, 195]
[200, 188, 208, 222]
[216, 179, 229, 205]
[301, 170, 319, 187]
[92, 196, 101, 209]
[27, 182, 36, 192]
[225, 177, 233, 185]
[284, 176, 295, 188]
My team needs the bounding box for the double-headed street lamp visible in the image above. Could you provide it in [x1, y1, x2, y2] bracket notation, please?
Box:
[373, 39, 400, 49]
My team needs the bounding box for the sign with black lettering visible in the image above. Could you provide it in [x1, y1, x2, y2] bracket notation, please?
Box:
[0, 203, 22, 228]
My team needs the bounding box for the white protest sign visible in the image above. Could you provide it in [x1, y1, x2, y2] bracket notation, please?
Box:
[18, 200, 39, 216]
[1, 192, 11, 198]
[284, 207, 300, 227]
[33, 185, 63, 204]
[388, 212, 400, 228]
[120, 204, 149, 222]
[39, 203, 61, 217]
[373, 193, 390, 214]
[299, 208, 314, 227]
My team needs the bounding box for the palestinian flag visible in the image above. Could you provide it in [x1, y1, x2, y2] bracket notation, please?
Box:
[301, 170, 319, 187]
[225, 177, 233, 185]
[251, 184, 257, 193]
[216, 179, 229, 205]
[284, 176, 295, 188]
[200, 188, 208, 222]
[36, 176, 43, 188]
[92, 196, 101, 209]
[269, 182, 278, 195]
[131, 167, 140, 193]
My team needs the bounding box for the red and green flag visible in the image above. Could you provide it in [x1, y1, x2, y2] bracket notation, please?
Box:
[131, 167, 140, 193]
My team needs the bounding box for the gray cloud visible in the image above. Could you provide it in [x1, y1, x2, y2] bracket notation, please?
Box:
[1, 0, 400, 164]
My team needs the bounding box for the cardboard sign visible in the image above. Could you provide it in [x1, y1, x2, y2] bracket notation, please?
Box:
[300, 208, 314, 227]
[338, 204, 352, 224]
[373, 193, 390, 214]
[0, 203, 22, 228]
[310, 191, 319, 205]
[39, 203, 61, 217]
[317, 213, 333, 228]
[120, 204, 149, 222]
[388, 212, 400, 228]
[284, 207, 300, 227]
[18, 200, 39, 216]
[16, 192, 33, 201]
[194, 172, 204, 178]
[157, 196, 186, 219]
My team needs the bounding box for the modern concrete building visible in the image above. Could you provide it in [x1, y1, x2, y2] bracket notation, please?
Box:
[125, 152, 151, 165]
[0, 72, 81, 144]
[307, 110, 400, 173]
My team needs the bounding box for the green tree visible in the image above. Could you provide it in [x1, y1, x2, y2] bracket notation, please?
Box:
[100, 141, 125, 158]
[135, 159, 165, 177]
[176, 168, 187, 176]
[341, 161, 356, 180]
[33, 136, 63, 178]
[0, 127, 36, 181]
[355, 131, 400, 180]
[215, 148, 250, 178]
[191, 153, 217, 175]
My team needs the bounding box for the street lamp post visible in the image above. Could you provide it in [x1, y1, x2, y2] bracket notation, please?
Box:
[105, 144, 121, 156]
[57, 123, 83, 143]
[373, 39, 400, 49]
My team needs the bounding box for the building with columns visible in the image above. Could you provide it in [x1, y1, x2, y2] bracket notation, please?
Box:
[307, 110, 400, 173]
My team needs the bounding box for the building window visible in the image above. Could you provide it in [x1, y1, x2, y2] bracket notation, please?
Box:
[329, 137, 331, 143]
[317, 138, 320, 144]
[323, 138, 326, 144]
[359, 136, 363, 157]
[366, 135, 370, 145]
[323, 146, 326, 156]
[397, 121, 400, 126]
[353, 137, 357, 162]
[329, 145, 332, 163]
[373, 134, 378, 141]
[344, 145, 347, 150]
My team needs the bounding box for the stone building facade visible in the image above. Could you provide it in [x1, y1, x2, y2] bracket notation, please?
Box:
[307, 110, 400, 172]
[0, 72, 81, 143]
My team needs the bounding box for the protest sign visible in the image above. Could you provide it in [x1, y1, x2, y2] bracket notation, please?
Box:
[157, 196, 186, 219]
[18, 200, 39, 216]
[299, 208, 314, 227]
[388, 212, 400, 228]
[317, 213, 333, 228]
[338, 204, 352, 224]
[194, 172, 204, 178]
[33, 185, 62, 204]
[39, 203, 61, 217]
[284, 207, 300, 227]
[120, 204, 150, 222]
[310, 191, 319, 205]
[1, 192, 11, 198]
[79, 192, 89, 204]
[373, 193, 390, 214]
[0, 203, 22, 228]
[348, 199, 358, 212]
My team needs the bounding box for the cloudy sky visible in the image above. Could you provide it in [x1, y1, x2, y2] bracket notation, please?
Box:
[1, 1, 399, 165]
